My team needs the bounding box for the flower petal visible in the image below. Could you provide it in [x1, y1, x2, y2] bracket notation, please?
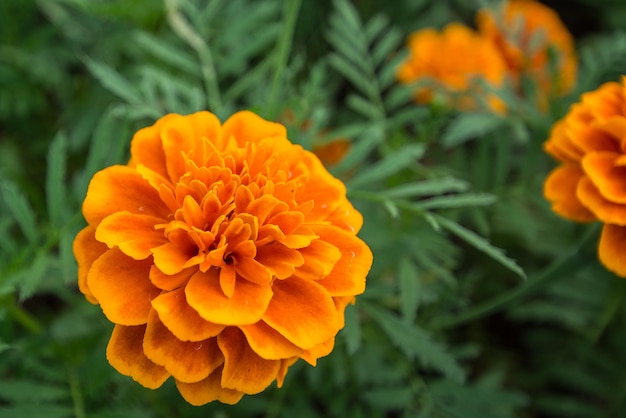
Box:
[582, 151, 626, 204]
[218, 327, 281, 394]
[149, 266, 195, 291]
[598, 224, 626, 278]
[239, 321, 302, 360]
[544, 165, 596, 222]
[255, 242, 304, 279]
[578, 176, 626, 225]
[276, 358, 298, 388]
[295, 238, 342, 281]
[143, 310, 223, 383]
[221, 111, 286, 148]
[73, 226, 107, 303]
[309, 225, 371, 296]
[129, 114, 177, 178]
[300, 336, 335, 366]
[88, 248, 160, 325]
[106, 324, 169, 389]
[175, 366, 243, 406]
[151, 242, 195, 275]
[83, 165, 170, 227]
[186, 269, 273, 325]
[95, 211, 166, 260]
[151, 287, 225, 342]
[263, 276, 340, 350]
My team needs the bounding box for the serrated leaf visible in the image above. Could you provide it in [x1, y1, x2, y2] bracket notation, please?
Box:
[0, 380, 69, 403]
[399, 258, 420, 323]
[416, 193, 497, 210]
[133, 30, 199, 76]
[327, 53, 379, 100]
[435, 215, 526, 279]
[46, 132, 68, 228]
[382, 177, 469, 199]
[1, 181, 38, 244]
[347, 93, 381, 119]
[363, 303, 465, 382]
[332, 125, 385, 174]
[441, 112, 504, 148]
[343, 304, 362, 354]
[364, 386, 413, 410]
[83, 57, 142, 104]
[348, 144, 425, 189]
[18, 251, 48, 301]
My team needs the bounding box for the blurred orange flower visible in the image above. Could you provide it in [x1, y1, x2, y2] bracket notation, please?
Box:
[477, 0, 577, 101]
[544, 77, 626, 277]
[73, 110, 373, 404]
[396, 23, 508, 112]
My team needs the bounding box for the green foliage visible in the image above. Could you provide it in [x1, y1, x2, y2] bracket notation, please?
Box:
[2, 0, 626, 417]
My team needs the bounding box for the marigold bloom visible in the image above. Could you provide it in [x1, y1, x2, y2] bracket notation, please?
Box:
[396, 23, 508, 112]
[544, 77, 626, 277]
[477, 0, 577, 101]
[73, 110, 373, 404]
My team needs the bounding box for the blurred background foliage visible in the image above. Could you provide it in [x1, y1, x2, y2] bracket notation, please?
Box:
[1, 0, 626, 417]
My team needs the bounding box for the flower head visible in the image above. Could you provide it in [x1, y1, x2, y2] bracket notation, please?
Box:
[477, 0, 577, 101]
[73, 110, 373, 404]
[543, 77, 626, 277]
[396, 23, 508, 112]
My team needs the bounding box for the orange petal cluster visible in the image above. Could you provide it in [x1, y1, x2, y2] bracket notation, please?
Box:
[544, 77, 626, 277]
[396, 23, 508, 113]
[476, 0, 577, 102]
[73, 110, 373, 404]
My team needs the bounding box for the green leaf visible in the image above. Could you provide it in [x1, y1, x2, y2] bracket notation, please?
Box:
[46, 132, 68, 228]
[133, 30, 200, 76]
[0, 379, 69, 403]
[363, 302, 465, 382]
[399, 258, 420, 323]
[343, 303, 362, 355]
[435, 215, 526, 280]
[348, 144, 425, 189]
[82, 56, 142, 104]
[0, 181, 38, 244]
[382, 177, 469, 199]
[416, 193, 497, 210]
[0, 406, 74, 418]
[441, 112, 504, 148]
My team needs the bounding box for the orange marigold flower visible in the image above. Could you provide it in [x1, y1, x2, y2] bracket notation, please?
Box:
[396, 23, 508, 113]
[73, 110, 373, 404]
[477, 0, 577, 101]
[543, 77, 626, 277]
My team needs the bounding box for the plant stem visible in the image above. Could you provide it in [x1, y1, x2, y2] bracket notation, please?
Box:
[433, 223, 600, 329]
[68, 367, 86, 418]
[268, 0, 301, 115]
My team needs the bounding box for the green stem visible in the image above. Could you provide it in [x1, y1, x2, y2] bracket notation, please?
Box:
[68, 367, 86, 418]
[166, 0, 223, 114]
[268, 0, 301, 114]
[433, 223, 600, 329]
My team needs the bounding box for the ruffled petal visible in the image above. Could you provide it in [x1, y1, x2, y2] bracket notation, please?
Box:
[129, 114, 178, 177]
[221, 111, 286, 148]
[309, 225, 371, 296]
[239, 321, 302, 360]
[185, 269, 273, 325]
[577, 176, 626, 225]
[300, 337, 335, 366]
[106, 324, 169, 389]
[175, 366, 243, 406]
[87, 248, 160, 325]
[598, 224, 626, 278]
[143, 310, 223, 383]
[218, 327, 281, 394]
[83, 165, 170, 227]
[95, 212, 166, 260]
[582, 151, 626, 204]
[255, 242, 304, 279]
[73, 226, 107, 303]
[149, 266, 195, 291]
[151, 287, 225, 341]
[263, 276, 340, 350]
[544, 165, 596, 222]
